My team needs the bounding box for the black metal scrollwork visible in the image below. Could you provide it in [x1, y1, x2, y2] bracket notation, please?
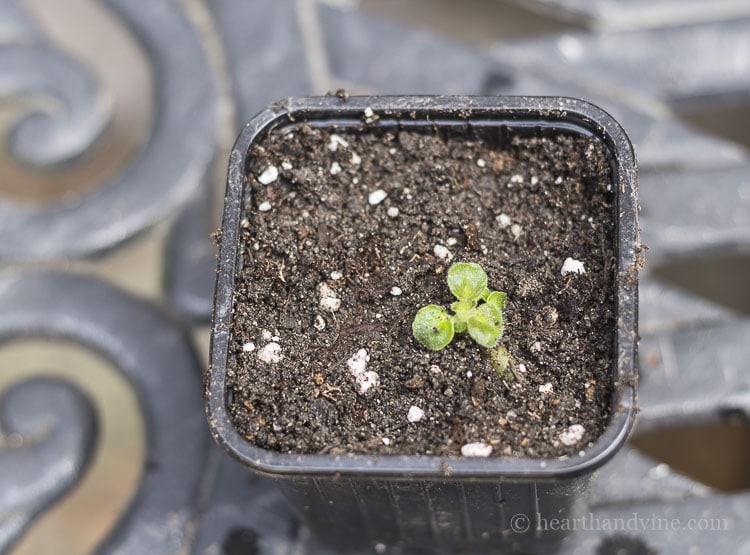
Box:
[1, 0, 750, 553]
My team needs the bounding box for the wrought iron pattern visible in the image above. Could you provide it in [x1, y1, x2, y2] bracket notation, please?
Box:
[1, 0, 748, 553]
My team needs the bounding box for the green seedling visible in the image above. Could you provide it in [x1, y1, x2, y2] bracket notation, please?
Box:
[490, 344, 515, 381]
[412, 262, 507, 350]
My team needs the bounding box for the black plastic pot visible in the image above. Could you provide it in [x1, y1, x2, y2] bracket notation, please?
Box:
[207, 95, 639, 554]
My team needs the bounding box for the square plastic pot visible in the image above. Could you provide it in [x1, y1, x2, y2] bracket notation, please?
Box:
[207, 95, 639, 554]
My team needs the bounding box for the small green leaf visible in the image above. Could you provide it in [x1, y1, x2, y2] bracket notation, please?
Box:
[412, 305, 455, 350]
[478, 302, 504, 330]
[490, 345, 514, 381]
[453, 318, 467, 333]
[450, 300, 476, 322]
[486, 291, 507, 311]
[467, 303, 504, 347]
[447, 263, 488, 302]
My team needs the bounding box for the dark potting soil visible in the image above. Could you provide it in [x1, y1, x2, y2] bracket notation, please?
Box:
[226, 121, 617, 459]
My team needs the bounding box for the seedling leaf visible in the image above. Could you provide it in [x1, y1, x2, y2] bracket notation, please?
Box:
[451, 300, 476, 320]
[447, 262, 487, 302]
[412, 305, 454, 350]
[467, 303, 503, 347]
[486, 291, 507, 311]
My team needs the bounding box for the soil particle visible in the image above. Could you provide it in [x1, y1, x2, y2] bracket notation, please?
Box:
[227, 123, 617, 458]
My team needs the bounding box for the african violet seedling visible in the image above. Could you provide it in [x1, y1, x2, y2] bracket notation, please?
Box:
[412, 262, 507, 350]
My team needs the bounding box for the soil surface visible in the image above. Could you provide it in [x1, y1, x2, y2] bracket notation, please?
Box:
[227, 120, 616, 459]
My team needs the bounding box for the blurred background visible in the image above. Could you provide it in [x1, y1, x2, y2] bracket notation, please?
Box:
[0, 0, 749, 554]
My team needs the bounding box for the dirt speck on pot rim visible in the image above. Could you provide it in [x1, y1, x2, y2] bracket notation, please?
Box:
[226, 122, 617, 459]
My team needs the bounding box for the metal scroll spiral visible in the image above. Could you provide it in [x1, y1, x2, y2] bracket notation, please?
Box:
[0, 0, 218, 260]
[0, 377, 97, 553]
[0, 272, 209, 554]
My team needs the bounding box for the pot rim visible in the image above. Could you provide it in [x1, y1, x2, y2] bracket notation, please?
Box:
[207, 95, 639, 480]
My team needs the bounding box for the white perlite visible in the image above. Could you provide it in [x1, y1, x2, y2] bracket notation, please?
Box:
[318, 282, 341, 311]
[330, 270, 343, 280]
[258, 342, 282, 364]
[330, 161, 342, 175]
[351, 152, 362, 165]
[496, 213, 511, 228]
[407, 405, 425, 423]
[320, 296, 341, 312]
[364, 107, 377, 122]
[390, 286, 402, 296]
[381, 437, 391, 446]
[357, 371, 380, 395]
[561, 257, 586, 275]
[510, 224, 522, 239]
[368, 189, 388, 205]
[433, 244, 453, 261]
[477, 158, 486, 168]
[314, 315, 326, 331]
[281, 161, 293, 170]
[559, 424, 585, 446]
[386, 206, 399, 218]
[257, 166, 278, 185]
[461, 442, 493, 458]
[346, 348, 369, 375]
[242, 342, 255, 352]
[328, 134, 349, 152]
[539, 382, 553, 395]
[258, 201, 272, 212]
[346, 348, 380, 395]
